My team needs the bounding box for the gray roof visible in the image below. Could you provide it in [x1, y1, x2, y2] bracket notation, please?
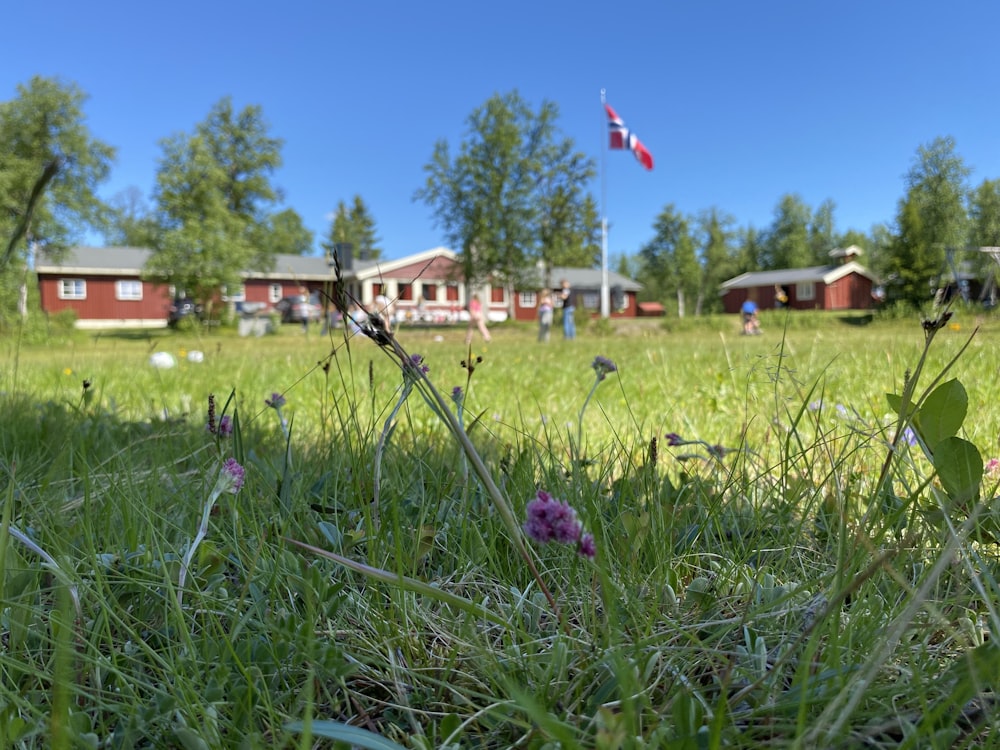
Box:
[35, 246, 155, 275]
[526, 266, 642, 291]
[36, 246, 338, 280]
[36, 246, 643, 290]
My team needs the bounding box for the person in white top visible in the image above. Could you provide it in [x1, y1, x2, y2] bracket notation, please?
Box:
[373, 293, 393, 332]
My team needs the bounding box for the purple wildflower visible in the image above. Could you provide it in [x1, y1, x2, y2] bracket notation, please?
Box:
[220, 458, 245, 494]
[986, 458, 1000, 475]
[707, 444, 727, 459]
[451, 386, 463, 405]
[523, 490, 582, 545]
[808, 400, 823, 412]
[406, 353, 430, 375]
[217, 414, 233, 437]
[591, 356, 618, 381]
[577, 533, 596, 560]
[665, 432, 684, 447]
[902, 426, 918, 446]
[265, 392, 286, 409]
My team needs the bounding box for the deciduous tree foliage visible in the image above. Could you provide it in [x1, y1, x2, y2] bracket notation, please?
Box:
[0, 76, 113, 324]
[415, 91, 596, 299]
[696, 208, 737, 314]
[883, 136, 970, 306]
[0, 76, 114, 271]
[639, 204, 699, 317]
[104, 186, 160, 249]
[146, 97, 283, 310]
[761, 194, 812, 270]
[259, 207, 314, 256]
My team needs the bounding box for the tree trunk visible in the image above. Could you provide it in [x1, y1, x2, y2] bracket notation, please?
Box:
[676, 287, 686, 318]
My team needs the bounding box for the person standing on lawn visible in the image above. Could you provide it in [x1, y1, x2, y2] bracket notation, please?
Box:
[465, 293, 491, 344]
[559, 279, 576, 339]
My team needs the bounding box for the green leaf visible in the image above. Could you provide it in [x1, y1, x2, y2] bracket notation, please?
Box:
[913, 378, 967, 448]
[918, 642, 1000, 735]
[286, 720, 410, 749]
[172, 727, 210, 750]
[933, 436, 983, 506]
[886, 392, 916, 419]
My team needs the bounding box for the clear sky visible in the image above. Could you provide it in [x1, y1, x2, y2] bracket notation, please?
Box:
[5, 0, 1000, 262]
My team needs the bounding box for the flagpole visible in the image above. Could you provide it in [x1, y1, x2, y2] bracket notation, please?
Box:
[600, 89, 610, 319]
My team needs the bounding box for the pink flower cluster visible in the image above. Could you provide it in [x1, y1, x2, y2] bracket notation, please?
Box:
[523, 490, 596, 559]
[221, 458, 245, 494]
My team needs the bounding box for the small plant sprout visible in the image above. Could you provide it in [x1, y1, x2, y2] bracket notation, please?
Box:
[177, 458, 246, 607]
[265, 390, 290, 439]
[662, 431, 740, 465]
[576, 355, 618, 462]
[373, 353, 432, 521]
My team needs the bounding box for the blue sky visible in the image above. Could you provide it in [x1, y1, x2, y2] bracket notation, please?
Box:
[5, 1, 1000, 262]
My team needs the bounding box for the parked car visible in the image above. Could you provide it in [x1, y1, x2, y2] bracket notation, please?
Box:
[274, 295, 323, 324]
[167, 297, 202, 327]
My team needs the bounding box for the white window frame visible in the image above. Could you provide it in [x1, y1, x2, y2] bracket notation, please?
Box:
[268, 284, 283, 303]
[222, 284, 246, 302]
[582, 292, 600, 310]
[519, 291, 537, 308]
[796, 282, 816, 301]
[58, 279, 86, 300]
[115, 279, 143, 301]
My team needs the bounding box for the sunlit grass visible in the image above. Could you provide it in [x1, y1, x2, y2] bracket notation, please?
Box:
[1, 311, 1000, 747]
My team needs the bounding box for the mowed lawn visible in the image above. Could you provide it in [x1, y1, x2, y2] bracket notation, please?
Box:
[6, 311, 999, 451]
[1, 309, 1000, 748]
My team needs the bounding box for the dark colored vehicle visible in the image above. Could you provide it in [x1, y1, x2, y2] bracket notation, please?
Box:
[274, 295, 323, 324]
[168, 298, 202, 327]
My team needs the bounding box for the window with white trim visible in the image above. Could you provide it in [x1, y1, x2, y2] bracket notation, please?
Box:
[115, 280, 143, 301]
[796, 282, 816, 301]
[222, 284, 246, 302]
[58, 279, 86, 300]
[582, 292, 600, 310]
[519, 291, 537, 308]
[268, 284, 282, 303]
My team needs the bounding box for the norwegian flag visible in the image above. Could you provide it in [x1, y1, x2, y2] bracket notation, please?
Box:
[605, 103, 653, 170]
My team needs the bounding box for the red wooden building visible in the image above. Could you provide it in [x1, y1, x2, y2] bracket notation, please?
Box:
[35, 246, 644, 329]
[720, 247, 877, 313]
[36, 247, 174, 329]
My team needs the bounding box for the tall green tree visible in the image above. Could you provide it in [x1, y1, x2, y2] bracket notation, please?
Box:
[970, 179, 1000, 247]
[639, 204, 699, 316]
[104, 186, 159, 248]
[146, 97, 283, 311]
[885, 196, 937, 305]
[808, 199, 837, 264]
[0, 76, 114, 271]
[0, 76, 114, 323]
[259, 207, 314, 255]
[415, 91, 595, 301]
[762, 194, 812, 269]
[884, 136, 970, 306]
[535, 141, 600, 285]
[735, 226, 764, 273]
[322, 195, 381, 262]
[968, 179, 1000, 293]
[695, 207, 737, 314]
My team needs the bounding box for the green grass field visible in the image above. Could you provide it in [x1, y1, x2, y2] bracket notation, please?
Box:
[2, 310, 999, 748]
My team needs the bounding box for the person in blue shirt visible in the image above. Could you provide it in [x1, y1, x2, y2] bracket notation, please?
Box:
[741, 299, 761, 335]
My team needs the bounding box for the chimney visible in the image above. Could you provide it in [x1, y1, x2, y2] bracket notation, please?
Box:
[332, 242, 354, 270]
